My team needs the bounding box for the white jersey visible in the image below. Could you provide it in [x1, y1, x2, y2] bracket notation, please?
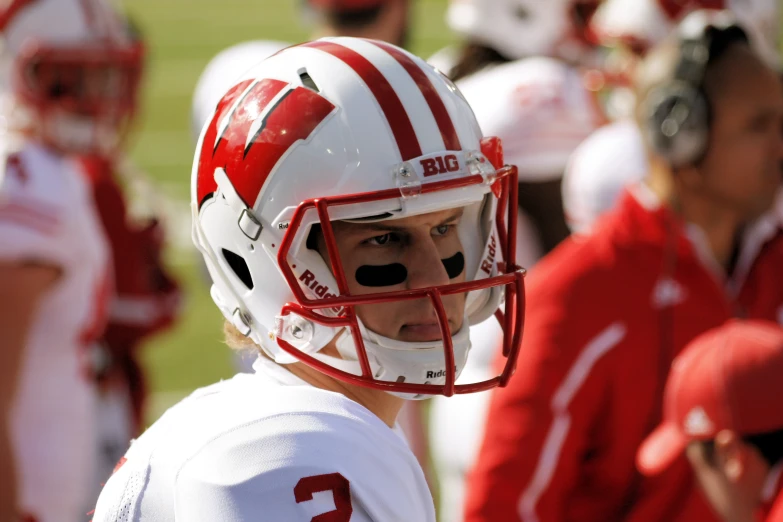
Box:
[0, 140, 109, 522]
[191, 40, 289, 141]
[562, 119, 648, 234]
[93, 356, 435, 522]
[456, 56, 606, 182]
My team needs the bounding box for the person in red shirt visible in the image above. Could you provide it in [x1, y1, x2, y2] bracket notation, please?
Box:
[637, 320, 783, 522]
[464, 10, 783, 522]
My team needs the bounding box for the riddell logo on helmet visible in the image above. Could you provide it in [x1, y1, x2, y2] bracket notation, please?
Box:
[480, 234, 497, 275]
[298, 270, 342, 314]
[420, 154, 459, 177]
[299, 270, 337, 300]
[426, 366, 457, 379]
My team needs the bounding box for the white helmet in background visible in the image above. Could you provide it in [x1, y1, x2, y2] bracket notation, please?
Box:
[191, 40, 289, 143]
[0, 0, 141, 154]
[592, 0, 780, 67]
[191, 37, 525, 399]
[446, 0, 601, 61]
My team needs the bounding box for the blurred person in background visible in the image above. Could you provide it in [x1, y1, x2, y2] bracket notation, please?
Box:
[637, 320, 783, 522]
[562, 0, 780, 235]
[465, 11, 783, 522]
[77, 14, 182, 501]
[0, 0, 140, 520]
[425, 1, 608, 519]
[92, 37, 525, 521]
[190, 0, 411, 143]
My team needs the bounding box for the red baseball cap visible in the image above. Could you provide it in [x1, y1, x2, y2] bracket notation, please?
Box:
[637, 319, 783, 476]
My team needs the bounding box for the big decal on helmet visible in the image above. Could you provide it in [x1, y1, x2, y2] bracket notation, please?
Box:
[196, 78, 336, 209]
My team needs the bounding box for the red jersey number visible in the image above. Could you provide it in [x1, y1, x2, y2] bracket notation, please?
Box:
[294, 473, 352, 522]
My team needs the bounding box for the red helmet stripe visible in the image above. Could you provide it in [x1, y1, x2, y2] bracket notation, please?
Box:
[235, 84, 335, 206]
[197, 78, 335, 208]
[370, 40, 462, 152]
[302, 40, 423, 161]
[196, 78, 257, 207]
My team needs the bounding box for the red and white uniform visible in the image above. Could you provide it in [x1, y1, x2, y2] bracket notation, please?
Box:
[92, 356, 435, 521]
[0, 141, 109, 522]
[464, 184, 783, 522]
[81, 155, 182, 501]
[428, 56, 605, 522]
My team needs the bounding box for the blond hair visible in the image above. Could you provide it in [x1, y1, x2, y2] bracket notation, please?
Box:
[223, 320, 263, 354]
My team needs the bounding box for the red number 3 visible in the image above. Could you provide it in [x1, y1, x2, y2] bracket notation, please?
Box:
[294, 473, 352, 522]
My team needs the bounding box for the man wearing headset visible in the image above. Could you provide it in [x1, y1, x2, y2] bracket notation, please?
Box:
[465, 10, 783, 522]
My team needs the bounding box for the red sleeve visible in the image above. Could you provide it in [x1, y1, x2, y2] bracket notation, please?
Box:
[464, 248, 626, 522]
[80, 156, 182, 348]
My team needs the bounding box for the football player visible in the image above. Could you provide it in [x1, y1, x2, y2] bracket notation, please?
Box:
[77, 15, 182, 504]
[0, 0, 139, 520]
[91, 37, 526, 521]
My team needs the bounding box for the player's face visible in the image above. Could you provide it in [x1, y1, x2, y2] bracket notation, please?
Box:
[697, 44, 783, 221]
[319, 207, 467, 343]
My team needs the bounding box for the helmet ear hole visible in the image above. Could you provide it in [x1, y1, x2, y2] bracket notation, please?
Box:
[222, 248, 254, 289]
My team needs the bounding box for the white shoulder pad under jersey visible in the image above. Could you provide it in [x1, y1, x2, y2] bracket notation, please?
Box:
[562, 119, 648, 234]
[456, 57, 607, 182]
[0, 140, 91, 266]
[93, 357, 435, 522]
[191, 40, 289, 141]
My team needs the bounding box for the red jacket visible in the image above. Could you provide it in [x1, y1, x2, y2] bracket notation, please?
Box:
[465, 187, 783, 522]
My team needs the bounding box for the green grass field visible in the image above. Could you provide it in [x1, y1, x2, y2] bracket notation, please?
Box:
[121, 0, 454, 422]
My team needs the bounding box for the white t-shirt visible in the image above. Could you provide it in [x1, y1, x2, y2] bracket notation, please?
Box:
[0, 140, 109, 522]
[93, 356, 435, 521]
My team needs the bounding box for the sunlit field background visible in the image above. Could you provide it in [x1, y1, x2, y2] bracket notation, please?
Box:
[122, 0, 455, 423]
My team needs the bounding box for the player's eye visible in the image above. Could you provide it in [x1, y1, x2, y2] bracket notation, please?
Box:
[433, 224, 451, 236]
[366, 233, 392, 246]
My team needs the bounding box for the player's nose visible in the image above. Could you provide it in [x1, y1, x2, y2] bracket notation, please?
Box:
[404, 237, 451, 290]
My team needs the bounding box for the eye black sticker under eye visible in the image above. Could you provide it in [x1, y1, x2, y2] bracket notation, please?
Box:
[355, 263, 408, 287]
[442, 252, 465, 279]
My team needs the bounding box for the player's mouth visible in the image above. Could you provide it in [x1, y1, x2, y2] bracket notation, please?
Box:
[400, 320, 455, 342]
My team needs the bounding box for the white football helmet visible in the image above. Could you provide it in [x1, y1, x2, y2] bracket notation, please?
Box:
[592, 0, 780, 67]
[446, 0, 601, 61]
[0, 0, 142, 155]
[191, 37, 525, 398]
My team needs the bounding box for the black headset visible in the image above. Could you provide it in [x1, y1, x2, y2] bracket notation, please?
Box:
[644, 12, 749, 168]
